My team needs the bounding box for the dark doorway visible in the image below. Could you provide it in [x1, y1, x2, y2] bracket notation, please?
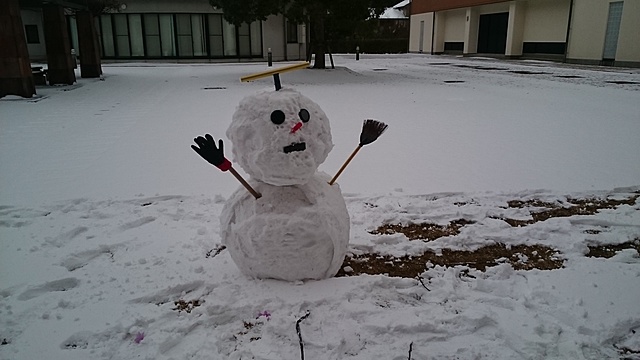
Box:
[477, 12, 509, 54]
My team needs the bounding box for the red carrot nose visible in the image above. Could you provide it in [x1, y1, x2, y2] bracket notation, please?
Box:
[291, 122, 303, 134]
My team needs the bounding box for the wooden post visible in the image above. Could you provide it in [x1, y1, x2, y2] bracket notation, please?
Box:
[0, 0, 36, 98]
[76, 11, 102, 78]
[43, 3, 76, 85]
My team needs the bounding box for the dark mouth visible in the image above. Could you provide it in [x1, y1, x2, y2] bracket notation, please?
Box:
[283, 142, 306, 153]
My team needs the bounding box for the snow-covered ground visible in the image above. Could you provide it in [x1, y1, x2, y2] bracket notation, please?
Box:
[1, 54, 639, 360]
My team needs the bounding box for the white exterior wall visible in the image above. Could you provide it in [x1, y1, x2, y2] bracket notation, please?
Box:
[522, 0, 569, 42]
[567, 0, 640, 65]
[408, 13, 433, 52]
[21, 9, 46, 61]
[616, 0, 640, 63]
[443, 9, 466, 42]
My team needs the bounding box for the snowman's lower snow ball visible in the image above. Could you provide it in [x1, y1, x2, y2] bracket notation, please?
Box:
[220, 88, 350, 281]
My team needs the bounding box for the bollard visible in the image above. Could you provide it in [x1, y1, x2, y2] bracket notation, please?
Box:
[356, 46, 360, 61]
[268, 48, 272, 67]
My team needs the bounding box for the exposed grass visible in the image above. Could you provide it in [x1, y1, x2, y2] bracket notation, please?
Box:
[339, 194, 638, 278]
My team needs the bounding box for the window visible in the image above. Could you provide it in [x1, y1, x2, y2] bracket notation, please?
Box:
[286, 21, 298, 43]
[144, 14, 161, 57]
[25, 25, 40, 44]
[208, 14, 224, 57]
[96, 13, 261, 58]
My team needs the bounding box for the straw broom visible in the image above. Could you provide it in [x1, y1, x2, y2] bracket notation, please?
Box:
[329, 119, 388, 185]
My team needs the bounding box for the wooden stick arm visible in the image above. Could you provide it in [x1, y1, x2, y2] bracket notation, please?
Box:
[229, 167, 262, 199]
[329, 146, 362, 185]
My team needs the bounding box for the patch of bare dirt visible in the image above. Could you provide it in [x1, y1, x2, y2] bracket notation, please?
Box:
[337, 244, 563, 278]
[499, 195, 639, 227]
[369, 219, 475, 241]
[172, 299, 202, 313]
[586, 239, 640, 258]
[340, 194, 638, 278]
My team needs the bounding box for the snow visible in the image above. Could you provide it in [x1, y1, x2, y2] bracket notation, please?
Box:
[1, 54, 640, 359]
[221, 173, 350, 281]
[380, 8, 406, 19]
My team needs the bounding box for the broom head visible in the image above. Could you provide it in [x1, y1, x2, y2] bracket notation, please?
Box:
[359, 119, 388, 146]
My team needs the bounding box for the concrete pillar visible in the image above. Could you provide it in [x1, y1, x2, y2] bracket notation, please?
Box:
[506, 1, 526, 57]
[433, 12, 446, 53]
[464, 7, 479, 55]
[0, 0, 36, 98]
[76, 11, 102, 78]
[43, 3, 76, 85]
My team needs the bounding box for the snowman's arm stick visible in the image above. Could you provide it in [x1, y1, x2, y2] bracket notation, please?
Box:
[191, 134, 262, 200]
[229, 167, 262, 199]
[328, 145, 362, 186]
[328, 120, 388, 186]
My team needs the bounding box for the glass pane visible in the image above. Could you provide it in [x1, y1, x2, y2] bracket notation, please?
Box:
[100, 15, 115, 57]
[250, 21, 262, 56]
[209, 35, 223, 56]
[129, 14, 144, 56]
[176, 14, 191, 35]
[208, 14, 222, 36]
[69, 17, 79, 55]
[146, 35, 161, 57]
[192, 15, 206, 56]
[159, 14, 175, 57]
[117, 35, 130, 56]
[223, 20, 236, 56]
[178, 35, 193, 56]
[114, 14, 128, 35]
[238, 23, 250, 56]
[238, 23, 250, 36]
[144, 14, 159, 35]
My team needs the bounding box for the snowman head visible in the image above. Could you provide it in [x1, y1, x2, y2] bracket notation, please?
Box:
[226, 88, 333, 186]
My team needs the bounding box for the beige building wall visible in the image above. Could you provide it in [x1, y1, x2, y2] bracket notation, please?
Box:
[443, 9, 466, 42]
[409, 13, 434, 52]
[567, 0, 640, 65]
[522, 0, 569, 42]
[616, 0, 640, 64]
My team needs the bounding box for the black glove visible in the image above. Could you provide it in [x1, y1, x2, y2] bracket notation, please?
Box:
[191, 134, 232, 171]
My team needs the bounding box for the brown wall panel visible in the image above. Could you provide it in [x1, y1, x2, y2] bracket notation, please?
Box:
[412, 0, 509, 14]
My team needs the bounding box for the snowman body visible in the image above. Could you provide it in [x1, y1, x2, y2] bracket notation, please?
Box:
[219, 88, 350, 281]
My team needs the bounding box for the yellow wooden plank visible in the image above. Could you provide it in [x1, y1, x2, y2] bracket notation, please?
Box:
[240, 62, 310, 82]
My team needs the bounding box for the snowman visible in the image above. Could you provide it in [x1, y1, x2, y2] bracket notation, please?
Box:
[192, 63, 386, 281]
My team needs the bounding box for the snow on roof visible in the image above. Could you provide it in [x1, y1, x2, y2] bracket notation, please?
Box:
[380, 7, 407, 19]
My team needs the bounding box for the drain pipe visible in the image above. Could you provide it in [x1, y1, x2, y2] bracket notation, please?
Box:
[563, 0, 574, 63]
[430, 11, 435, 55]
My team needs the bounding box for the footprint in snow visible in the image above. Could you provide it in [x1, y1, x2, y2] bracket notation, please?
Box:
[119, 216, 156, 231]
[18, 278, 80, 301]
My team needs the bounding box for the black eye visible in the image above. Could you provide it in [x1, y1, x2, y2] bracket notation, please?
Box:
[299, 109, 310, 123]
[270, 110, 285, 124]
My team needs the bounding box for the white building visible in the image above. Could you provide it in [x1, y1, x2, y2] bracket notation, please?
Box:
[22, 0, 308, 62]
[409, 0, 640, 67]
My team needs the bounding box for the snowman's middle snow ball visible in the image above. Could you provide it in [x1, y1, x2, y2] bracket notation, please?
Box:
[227, 88, 333, 186]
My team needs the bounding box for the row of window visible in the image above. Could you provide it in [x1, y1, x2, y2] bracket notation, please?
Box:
[96, 13, 263, 59]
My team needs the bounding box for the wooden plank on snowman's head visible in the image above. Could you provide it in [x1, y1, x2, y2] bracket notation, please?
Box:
[240, 62, 310, 90]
